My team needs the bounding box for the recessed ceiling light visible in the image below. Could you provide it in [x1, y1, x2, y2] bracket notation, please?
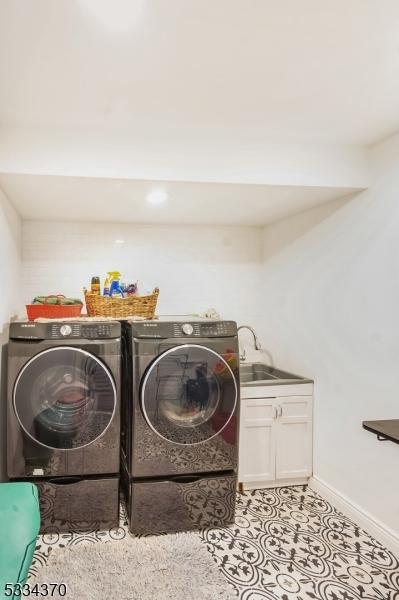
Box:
[146, 189, 168, 205]
[115, 239, 125, 244]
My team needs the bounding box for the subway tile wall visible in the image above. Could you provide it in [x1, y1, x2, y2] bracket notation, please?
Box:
[22, 221, 263, 325]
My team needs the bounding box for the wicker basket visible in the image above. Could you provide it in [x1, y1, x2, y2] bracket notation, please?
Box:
[84, 288, 159, 319]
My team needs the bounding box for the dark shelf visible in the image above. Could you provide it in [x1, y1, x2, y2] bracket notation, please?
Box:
[363, 419, 399, 445]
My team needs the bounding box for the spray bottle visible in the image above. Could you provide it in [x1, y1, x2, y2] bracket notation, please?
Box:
[108, 271, 124, 297]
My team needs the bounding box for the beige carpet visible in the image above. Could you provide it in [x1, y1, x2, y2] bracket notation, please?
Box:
[33, 532, 237, 600]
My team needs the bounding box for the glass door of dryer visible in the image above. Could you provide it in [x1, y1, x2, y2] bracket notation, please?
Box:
[13, 347, 116, 450]
[140, 344, 237, 445]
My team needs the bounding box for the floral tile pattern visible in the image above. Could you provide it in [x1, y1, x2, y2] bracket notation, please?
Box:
[31, 484, 399, 600]
[199, 485, 399, 600]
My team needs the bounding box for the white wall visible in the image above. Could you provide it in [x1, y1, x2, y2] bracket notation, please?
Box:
[0, 187, 22, 480]
[0, 188, 21, 325]
[22, 221, 263, 327]
[0, 127, 368, 188]
[259, 131, 399, 537]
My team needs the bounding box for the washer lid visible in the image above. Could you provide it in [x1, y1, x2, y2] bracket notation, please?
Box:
[141, 344, 237, 445]
[13, 346, 116, 450]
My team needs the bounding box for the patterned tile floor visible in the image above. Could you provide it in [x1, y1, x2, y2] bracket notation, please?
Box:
[31, 485, 399, 600]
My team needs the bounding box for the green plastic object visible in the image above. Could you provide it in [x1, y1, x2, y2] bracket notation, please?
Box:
[0, 482, 40, 599]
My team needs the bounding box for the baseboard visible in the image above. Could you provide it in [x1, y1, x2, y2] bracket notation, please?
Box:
[240, 477, 308, 491]
[309, 476, 399, 558]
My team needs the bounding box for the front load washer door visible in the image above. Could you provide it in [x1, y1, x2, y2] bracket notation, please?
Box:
[141, 344, 237, 445]
[13, 347, 116, 450]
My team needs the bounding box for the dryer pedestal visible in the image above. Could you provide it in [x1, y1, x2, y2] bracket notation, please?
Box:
[122, 468, 236, 535]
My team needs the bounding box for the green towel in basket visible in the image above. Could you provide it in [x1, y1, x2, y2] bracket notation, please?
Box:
[32, 296, 83, 306]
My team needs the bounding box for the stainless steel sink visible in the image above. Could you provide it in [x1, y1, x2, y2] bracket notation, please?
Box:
[239, 362, 311, 386]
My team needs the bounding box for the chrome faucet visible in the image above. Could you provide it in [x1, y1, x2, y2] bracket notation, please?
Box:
[237, 325, 262, 362]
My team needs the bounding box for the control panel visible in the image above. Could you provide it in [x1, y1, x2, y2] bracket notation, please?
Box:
[173, 322, 231, 337]
[131, 320, 237, 339]
[200, 322, 230, 336]
[51, 322, 81, 339]
[81, 324, 113, 339]
[49, 323, 116, 339]
[9, 321, 121, 340]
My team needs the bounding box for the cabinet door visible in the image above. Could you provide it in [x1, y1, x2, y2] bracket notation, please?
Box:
[275, 396, 312, 480]
[239, 398, 276, 483]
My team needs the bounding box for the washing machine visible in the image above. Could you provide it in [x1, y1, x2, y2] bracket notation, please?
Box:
[121, 318, 239, 534]
[7, 320, 121, 531]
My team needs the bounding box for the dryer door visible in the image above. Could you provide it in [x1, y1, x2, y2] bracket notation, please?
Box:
[13, 347, 116, 450]
[141, 344, 237, 445]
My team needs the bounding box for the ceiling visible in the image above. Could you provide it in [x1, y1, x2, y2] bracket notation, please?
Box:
[0, 1, 394, 225]
[0, 173, 358, 226]
[0, 0, 399, 147]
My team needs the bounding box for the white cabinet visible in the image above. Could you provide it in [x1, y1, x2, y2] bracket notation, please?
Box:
[239, 398, 276, 483]
[275, 396, 313, 480]
[239, 393, 313, 490]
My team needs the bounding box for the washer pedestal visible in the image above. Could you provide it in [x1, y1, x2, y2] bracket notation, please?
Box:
[36, 476, 119, 533]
